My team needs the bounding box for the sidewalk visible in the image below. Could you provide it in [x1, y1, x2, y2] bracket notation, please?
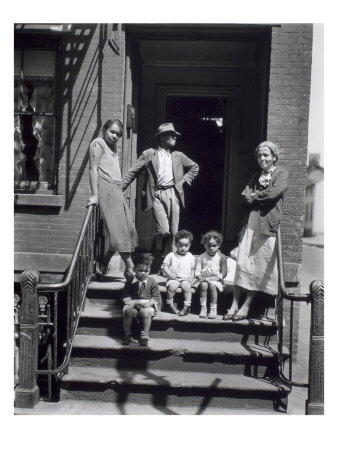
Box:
[302, 233, 324, 248]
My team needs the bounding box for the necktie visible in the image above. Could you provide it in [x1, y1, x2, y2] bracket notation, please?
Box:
[139, 281, 146, 297]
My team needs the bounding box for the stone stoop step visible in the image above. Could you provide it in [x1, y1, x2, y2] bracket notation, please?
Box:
[69, 334, 288, 376]
[59, 271, 288, 413]
[14, 398, 284, 415]
[78, 302, 277, 344]
[71, 334, 286, 359]
[60, 365, 290, 410]
[61, 365, 288, 393]
[81, 302, 276, 328]
[86, 273, 276, 318]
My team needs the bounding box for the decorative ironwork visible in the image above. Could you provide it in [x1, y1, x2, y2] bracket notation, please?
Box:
[275, 228, 324, 414]
[306, 280, 324, 415]
[15, 270, 41, 408]
[15, 204, 105, 406]
[14, 294, 21, 387]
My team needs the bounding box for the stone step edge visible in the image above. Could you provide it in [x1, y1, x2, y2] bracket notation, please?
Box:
[14, 398, 284, 415]
[72, 335, 288, 358]
[80, 305, 277, 329]
[61, 365, 290, 395]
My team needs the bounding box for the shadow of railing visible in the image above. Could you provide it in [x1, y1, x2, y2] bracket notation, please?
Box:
[59, 24, 107, 210]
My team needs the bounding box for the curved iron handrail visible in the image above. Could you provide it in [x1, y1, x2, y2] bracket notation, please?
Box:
[275, 228, 317, 388]
[37, 204, 96, 292]
[35, 203, 103, 379]
[276, 229, 310, 303]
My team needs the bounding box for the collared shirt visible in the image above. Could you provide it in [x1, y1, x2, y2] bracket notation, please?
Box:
[132, 277, 148, 296]
[258, 165, 277, 188]
[157, 147, 174, 187]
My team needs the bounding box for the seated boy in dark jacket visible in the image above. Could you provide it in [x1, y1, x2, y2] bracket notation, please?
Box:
[121, 253, 161, 346]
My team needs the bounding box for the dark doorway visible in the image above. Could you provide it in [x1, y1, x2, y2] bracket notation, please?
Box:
[166, 96, 228, 253]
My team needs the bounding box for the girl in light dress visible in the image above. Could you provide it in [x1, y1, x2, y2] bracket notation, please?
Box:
[195, 231, 228, 319]
[87, 119, 137, 280]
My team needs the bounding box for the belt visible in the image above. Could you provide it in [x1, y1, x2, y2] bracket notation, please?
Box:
[157, 184, 175, 191]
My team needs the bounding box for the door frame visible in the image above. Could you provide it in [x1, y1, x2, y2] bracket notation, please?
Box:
[157, 85, 242, 244]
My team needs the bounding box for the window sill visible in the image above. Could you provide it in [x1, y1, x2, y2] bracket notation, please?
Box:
[14, 193, 62, 207]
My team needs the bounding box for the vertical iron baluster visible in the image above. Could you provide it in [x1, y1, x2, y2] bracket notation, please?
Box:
[46, 300, 52, 400]
[53, 292, 58, 375]
[71, 276, 76, 335]
[277, 292, 284, 366]
[66, 286, 71, 363]
[75, 260, 80, 315]
[289, 301, 294, 382]
[306, 280, 324, 415]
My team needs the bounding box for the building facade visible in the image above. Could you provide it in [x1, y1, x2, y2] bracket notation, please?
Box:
[14, 23, 313, 287]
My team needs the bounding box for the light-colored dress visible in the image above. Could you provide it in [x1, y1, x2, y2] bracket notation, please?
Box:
[223, 256, 236, 287]
[92, 138, 138, 253]
[162, 251, 195, 287]
[234, 209, 278, 295]
[195, 251, 225, 291]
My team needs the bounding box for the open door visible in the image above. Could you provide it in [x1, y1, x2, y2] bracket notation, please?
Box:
[165, 96, 230, 253]
[128, 26, 270, 253]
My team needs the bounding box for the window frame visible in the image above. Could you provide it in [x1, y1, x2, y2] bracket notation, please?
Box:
[14, 32, 61, 195]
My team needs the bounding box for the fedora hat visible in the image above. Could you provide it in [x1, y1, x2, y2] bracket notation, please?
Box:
[155, 123, 181, 137]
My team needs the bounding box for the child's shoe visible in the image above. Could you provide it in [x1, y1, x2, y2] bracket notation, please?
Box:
[121, 333, 132, 345]
[199, 305, 207, 318]
[208, 306, 217, 319]
[179, 305, 190, 316]
[139, 337, 149, 346]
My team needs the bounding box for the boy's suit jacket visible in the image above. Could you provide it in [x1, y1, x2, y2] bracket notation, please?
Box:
[121, 148, 199, 211]
[122, 276, 162, 309]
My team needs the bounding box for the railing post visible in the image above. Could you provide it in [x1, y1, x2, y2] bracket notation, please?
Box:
[15, 270, 41, 408]
[306, 280, 324, 415]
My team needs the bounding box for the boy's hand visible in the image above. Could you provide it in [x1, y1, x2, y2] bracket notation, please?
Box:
[140, 299, 155, 309]
[167, 271, 177, 280]
[123, 299, 135, 308]
[197, 276, 206, 282]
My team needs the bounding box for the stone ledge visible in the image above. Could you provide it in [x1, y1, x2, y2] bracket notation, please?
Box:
[14, 252, 72, 283]
[283, 262, 301, 283]
[14, 193, 62, 207]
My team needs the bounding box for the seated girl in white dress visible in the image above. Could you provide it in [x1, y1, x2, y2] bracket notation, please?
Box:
[195, 231, 228, 319]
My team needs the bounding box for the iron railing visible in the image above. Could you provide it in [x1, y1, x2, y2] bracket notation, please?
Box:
[275, 228, 324, 414]
[15, 204, 105, 406]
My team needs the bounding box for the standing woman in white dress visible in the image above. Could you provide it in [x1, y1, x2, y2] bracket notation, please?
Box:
[223, 141, 288, 321]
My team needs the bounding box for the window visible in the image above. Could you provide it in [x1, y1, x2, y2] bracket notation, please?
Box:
[14, 39, 59, 192]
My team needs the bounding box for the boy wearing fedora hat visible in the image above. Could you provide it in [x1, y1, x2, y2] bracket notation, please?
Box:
[122, 123, 199, 256]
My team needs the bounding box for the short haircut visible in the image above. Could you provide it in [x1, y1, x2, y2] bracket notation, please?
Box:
[201, 230, 223, 246]
[133, 253, 153, 268]
[174, 229, 193, 243]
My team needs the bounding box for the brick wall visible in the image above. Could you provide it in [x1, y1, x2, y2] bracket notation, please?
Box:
[15, 23, 313, 278]
[268, 24, 313, 278]
[14, 24, 126, 263]
[267, 24, 313, 356]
